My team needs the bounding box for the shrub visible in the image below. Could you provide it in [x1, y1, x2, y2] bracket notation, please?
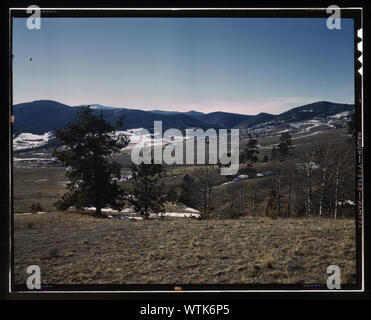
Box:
[223, 207, 242, 219]
[30, 202, 43, 213]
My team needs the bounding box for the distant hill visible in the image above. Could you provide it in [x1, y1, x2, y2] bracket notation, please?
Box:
[150, 110, 205, 118]
[150, 110, 181, 115]
[13, 100, 81, 135]
[235, 112, 276, 129]
[13, 100, 215, 135]
[13, 100, 354, 136]
[199, 111, 252, 128]
[235, 101, 354, 129]
[275, 101, 354, 122]
[184, 110, 205, 118]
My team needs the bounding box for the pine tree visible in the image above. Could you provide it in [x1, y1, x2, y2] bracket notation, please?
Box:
[166, 188, 178, 203]
[129, 163, 166, 218]
[53, 106, 129, 216]
[271, 146, 278, 161]
[242, 139, 259, 167]
[278, 132, 293, 159]
[179, 174, 200, 209]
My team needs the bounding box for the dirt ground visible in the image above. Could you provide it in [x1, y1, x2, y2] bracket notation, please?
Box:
[13, 211, 357, 286]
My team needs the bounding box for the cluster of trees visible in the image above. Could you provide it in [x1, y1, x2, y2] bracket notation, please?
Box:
[178, 166, 221, 217]
[53, 106, 167, 218]
[223, 132, 355, 219]
[54, 107, 356, 220]
[53, 107, 129, 216]
[268, 142, 354, 218]
[240, 132, 294, 166]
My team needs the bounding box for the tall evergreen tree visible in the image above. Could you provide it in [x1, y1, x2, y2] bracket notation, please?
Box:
[53, 106, 129, 216]
[129, 163, 166, 218]
[278, 132, 294, 159]
[271, 146, 279, 161]
[179, 174, 200, 209]
[242, 139, 259, 167]
[166, 188, 178, 203]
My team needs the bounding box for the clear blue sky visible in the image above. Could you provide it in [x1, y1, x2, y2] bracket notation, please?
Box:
[12, 17, 354, 115]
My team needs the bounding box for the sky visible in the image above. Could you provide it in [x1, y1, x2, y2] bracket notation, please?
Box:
[12, 17, 355, 115]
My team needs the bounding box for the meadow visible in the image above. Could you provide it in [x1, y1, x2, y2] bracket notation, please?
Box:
[12, 128, 358, 287]
[14, 211, 356, 285]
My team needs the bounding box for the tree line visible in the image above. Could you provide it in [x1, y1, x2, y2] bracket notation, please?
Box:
[53, 106, 356, 220]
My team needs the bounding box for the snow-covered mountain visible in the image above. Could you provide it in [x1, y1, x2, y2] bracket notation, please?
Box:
[12, 100, 354, 151]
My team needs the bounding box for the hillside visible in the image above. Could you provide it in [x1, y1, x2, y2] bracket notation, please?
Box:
[13, 100, 216, 135]
[235, 101, 354, 129]
[13, 100, 354, 137]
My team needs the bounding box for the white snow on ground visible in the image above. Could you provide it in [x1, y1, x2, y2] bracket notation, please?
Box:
[84, 207, 120, 213]
[112, 175, 132, 182]
[238, 175, 249, 179]
[289, 120, 322, 132]
[13, 127, 186, 152]
[330, 111, 350, 119]
[292, 131, 323, 140]
[177, 203, 200, 213]
[84, 206, 200, 218]
[222, 181, 233, 185]
[289, 122, 306, 129]
[276, 129, 291, 134]
[15, 212, 46, 215]
[118, 128, 187, 151]
[14, 157, 58, 162]
[13, 132, 54, 151]
[107, 214, 143, 220]
[158, 212, 200, 218]
[337, 200, 355, 206]
[304, 120, 322, 132]
[182, 207, 199, 213]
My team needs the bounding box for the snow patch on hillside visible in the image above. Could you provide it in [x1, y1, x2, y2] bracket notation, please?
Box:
[13, 132, 54, 151]
[329, 111, 351, 119]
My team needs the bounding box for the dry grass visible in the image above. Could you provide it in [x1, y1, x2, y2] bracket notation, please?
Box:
[13, 212, 357, 285]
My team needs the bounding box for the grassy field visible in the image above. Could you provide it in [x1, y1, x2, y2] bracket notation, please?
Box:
[13, 166, 67, 213]
[13, 211, 357, 286]
[12, 128, 357, 287]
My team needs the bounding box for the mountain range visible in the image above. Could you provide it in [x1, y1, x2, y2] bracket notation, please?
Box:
[13, 100, 354, 136]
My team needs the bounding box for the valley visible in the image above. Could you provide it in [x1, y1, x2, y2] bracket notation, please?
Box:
[12, 100, 357, 286]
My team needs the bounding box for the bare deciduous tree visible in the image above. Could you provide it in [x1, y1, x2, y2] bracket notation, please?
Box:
[197, 166, 219, 217]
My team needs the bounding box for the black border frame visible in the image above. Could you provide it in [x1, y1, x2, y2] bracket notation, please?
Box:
[2, 2, 368, 300]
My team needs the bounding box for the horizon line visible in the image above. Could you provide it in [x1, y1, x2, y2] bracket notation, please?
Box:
[12, 99, 355, 117]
